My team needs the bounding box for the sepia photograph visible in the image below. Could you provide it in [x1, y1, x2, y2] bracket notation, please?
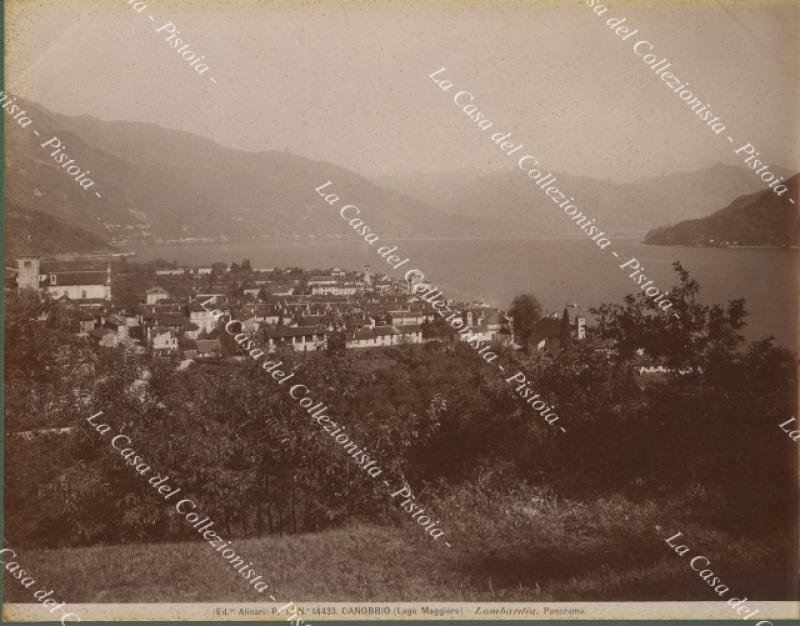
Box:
[2, 0, 799, 622]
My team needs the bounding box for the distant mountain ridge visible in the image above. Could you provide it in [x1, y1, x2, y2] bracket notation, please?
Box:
[5, 98, 490, 252]
[375, 162, 794, 238]
[7, 98, 796, 258]
[644, 175, 800, 248]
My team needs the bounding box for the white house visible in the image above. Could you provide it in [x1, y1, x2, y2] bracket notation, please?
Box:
[152, 329, 179, 353]
[187, 303, 222, 334]
[145, 286, 170, 305]
[389, 310, 427, 326]
[396, 325, 424, 344]
[262, 325, 328, 352]
[310, 281, 360, 296]
[16, 257, 112, 302]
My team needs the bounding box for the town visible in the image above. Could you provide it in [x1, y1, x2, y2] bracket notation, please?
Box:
[9, 255, 589, 363]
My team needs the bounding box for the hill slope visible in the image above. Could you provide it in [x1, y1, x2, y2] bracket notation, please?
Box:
[375, 163, 787, 238]
[2, 506, 789, 605]
[644, 175, 799, 247]
[10, 98, 793, 251]
[4, 203, 113, 259]
[5, 99, 490, 246]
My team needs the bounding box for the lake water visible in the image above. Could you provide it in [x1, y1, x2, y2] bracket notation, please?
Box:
[121, 238, 798, 349]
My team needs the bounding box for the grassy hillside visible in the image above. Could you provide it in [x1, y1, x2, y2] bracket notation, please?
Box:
[5, 491, 792, 603]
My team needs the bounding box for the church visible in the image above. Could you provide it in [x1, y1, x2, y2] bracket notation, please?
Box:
[16, 256, 111, 302]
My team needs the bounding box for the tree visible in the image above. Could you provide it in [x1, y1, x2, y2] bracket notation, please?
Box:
[241, 259, 252, 272]
[211, 262, 228, 281]
[327, 329, 347, 354]
[590, 261, 748, 368]
[559, 306, 572, 349]
[587, 262, 796, 505]
[4, 291, 91, 432]
[509, 294, 543, 347]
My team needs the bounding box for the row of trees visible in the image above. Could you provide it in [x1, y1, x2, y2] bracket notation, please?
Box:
[5, 264, 796, 548]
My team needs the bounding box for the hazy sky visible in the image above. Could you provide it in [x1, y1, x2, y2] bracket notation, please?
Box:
[7, 0, 800, 182]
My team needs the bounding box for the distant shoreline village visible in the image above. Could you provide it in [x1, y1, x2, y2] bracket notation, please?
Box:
[11, 254, 566, 356]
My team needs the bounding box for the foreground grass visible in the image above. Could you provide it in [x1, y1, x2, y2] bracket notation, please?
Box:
[6, 491, 793, 602]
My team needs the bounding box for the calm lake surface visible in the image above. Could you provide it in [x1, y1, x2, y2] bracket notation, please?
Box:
[121, 238, 798, 350]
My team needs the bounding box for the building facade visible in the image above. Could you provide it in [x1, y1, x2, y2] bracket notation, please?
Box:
[16, 257, 111, 301]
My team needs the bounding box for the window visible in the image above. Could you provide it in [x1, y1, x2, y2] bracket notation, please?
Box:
[81, 290, 87, 299]
[23, 261, 31, 268]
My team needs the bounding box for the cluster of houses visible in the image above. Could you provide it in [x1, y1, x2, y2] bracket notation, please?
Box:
[12, 257, 589, 363]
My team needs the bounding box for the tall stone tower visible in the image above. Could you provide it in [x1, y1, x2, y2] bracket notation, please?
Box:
[104, 264, 112, 301]
[16, 257, 41, 292]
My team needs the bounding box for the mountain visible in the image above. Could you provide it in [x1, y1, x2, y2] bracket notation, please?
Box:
[5, 98, 489, 251]
[374, 163, 790, 238]
[5, 203, 113, 259]
[9, 97, 792, 256]
[644, 174, 799, 247]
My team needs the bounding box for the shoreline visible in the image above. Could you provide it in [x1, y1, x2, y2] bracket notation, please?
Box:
[643, 241, 799, 250]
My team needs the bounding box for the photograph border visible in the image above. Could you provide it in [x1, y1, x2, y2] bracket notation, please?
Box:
[2, 1, 799, 624]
